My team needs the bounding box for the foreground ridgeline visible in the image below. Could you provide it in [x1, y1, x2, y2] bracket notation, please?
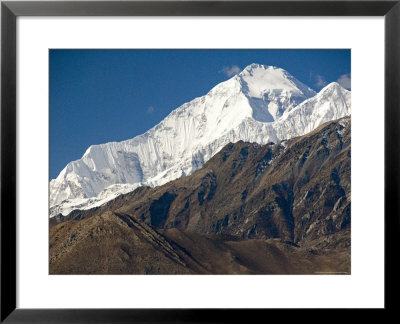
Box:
[49, 64, 351, 217]
[50, 117, 351, 274]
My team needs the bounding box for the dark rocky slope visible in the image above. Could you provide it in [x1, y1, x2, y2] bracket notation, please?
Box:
[50, 117, 351, 274]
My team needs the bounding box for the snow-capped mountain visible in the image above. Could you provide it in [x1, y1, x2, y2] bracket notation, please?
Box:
[50, 64, 351, 217]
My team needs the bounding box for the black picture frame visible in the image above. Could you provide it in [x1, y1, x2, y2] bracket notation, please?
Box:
[1, 0, 399, 322]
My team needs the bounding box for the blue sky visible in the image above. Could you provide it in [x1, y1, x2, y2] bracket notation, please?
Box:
[50, 49, 350, 179]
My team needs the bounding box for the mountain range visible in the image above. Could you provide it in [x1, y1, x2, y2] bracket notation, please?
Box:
[50, 117, 351, 274]
[50, 64, 351, 218]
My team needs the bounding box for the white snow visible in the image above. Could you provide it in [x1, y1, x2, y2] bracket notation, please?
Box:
[50, 64, 351, 217]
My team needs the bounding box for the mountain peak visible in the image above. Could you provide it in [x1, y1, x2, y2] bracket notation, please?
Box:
[228, 63, 317, 121]
[317, 82, 349, 98]
[236, 63, 315, 97]
[321, 81, 345, 91]
[241, 63, 279, 73]
[50, 65, 351, 217]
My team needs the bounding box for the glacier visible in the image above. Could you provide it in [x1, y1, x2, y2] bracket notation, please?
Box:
[50, 63, 351, 217]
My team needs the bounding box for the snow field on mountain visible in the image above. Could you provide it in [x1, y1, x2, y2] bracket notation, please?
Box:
[50, 64, 350, 217]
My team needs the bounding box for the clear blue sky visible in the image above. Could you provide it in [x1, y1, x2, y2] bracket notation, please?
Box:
[50, 49, 350, 179]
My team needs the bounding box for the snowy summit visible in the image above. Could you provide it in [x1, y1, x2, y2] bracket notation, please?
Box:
[50, 64, 351, 217]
